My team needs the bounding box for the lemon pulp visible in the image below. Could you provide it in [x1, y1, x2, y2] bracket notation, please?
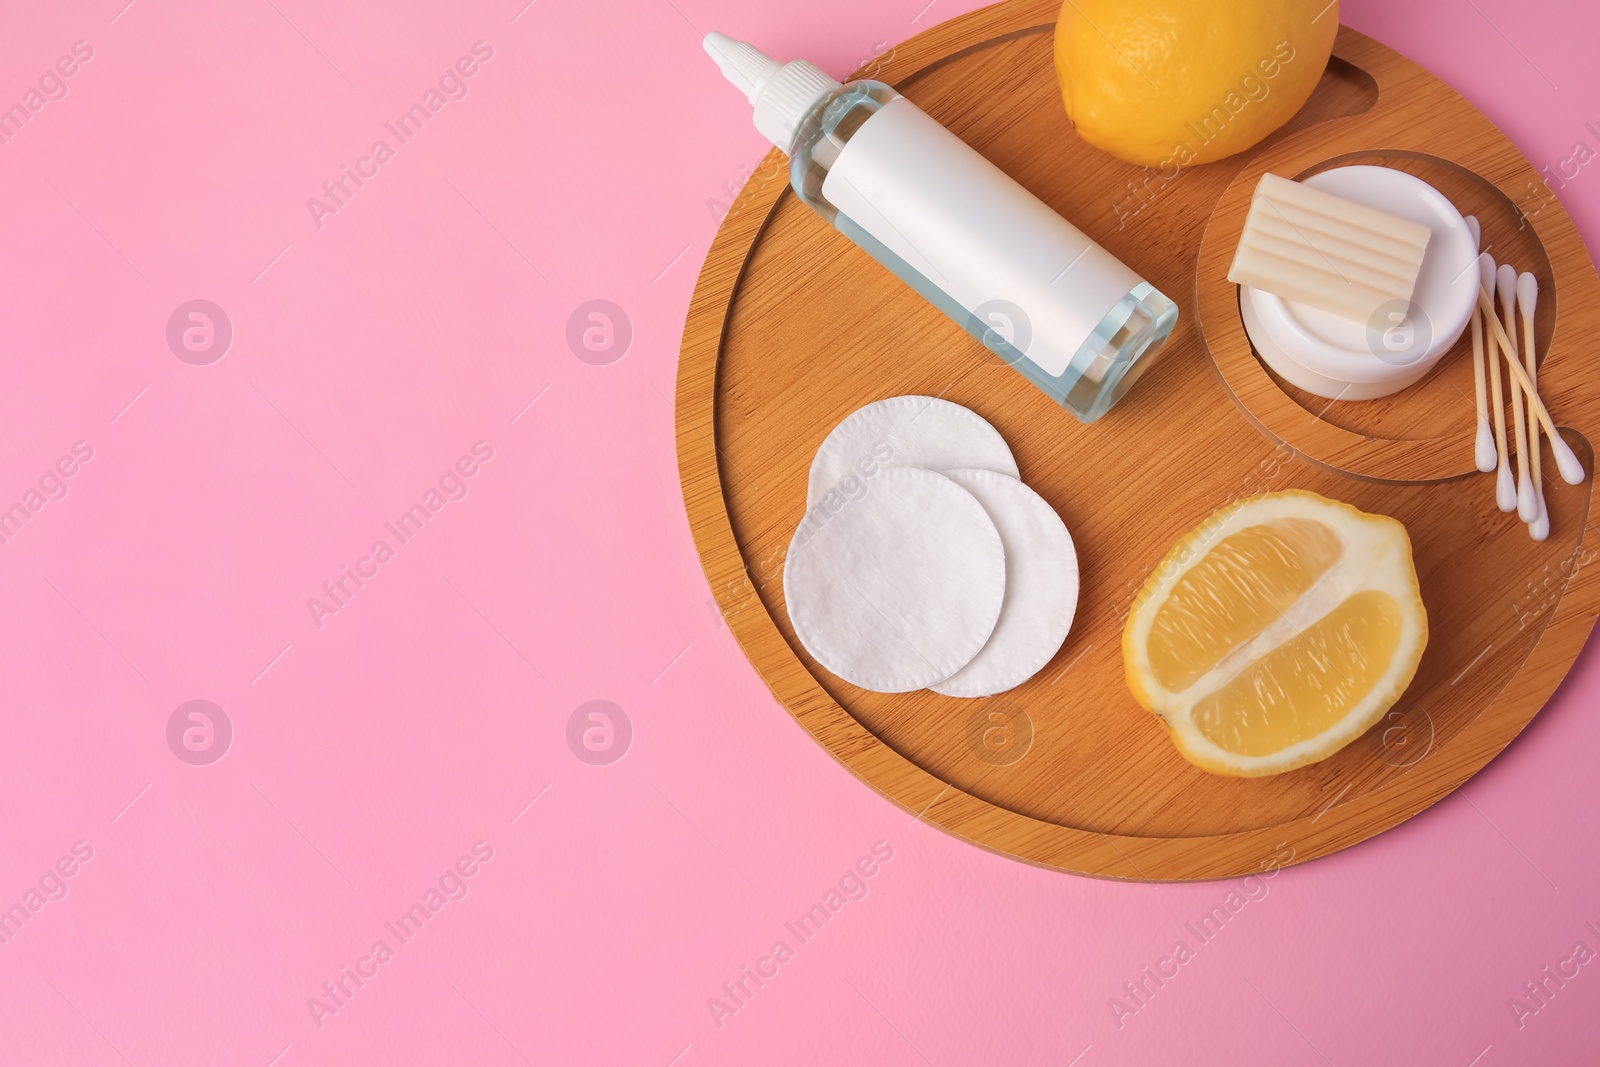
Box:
[1193, 589, 1403, 756]
[1148, 518, 1343, 691]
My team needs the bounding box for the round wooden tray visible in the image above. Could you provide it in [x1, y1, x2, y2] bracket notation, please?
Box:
[677, 0, 1600, 880]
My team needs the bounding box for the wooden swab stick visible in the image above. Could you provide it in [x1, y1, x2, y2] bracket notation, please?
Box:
[1519, 271, 1549, 541]
[1476, 283, 1586, 484]
[1498, 264, 1537, 521]
[1467, 225, 1496, 473]
[1480, 256, 1517, 510]
[1470, 294, 1496, 472]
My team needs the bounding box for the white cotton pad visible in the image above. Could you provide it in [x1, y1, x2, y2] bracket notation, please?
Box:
[784, 466, 1006, 692]
[931, 469, 1078, 698]
[806, 395, 1019, 508]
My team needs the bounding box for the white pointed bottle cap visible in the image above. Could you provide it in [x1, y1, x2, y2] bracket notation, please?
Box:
[704, 32, 841, 154]
[703, 31, 780, 103]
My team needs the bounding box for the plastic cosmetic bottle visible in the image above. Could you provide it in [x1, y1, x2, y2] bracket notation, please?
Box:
[704, 32, 1178, 422]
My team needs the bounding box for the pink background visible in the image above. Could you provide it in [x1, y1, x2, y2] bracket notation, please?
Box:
[2, 0, 1598, 1063]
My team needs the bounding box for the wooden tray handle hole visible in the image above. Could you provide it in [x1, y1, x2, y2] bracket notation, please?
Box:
[1274, 56, 1380, 143]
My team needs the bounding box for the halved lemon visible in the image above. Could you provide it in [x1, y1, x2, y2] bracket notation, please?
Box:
[1124, 490, 1427, 777]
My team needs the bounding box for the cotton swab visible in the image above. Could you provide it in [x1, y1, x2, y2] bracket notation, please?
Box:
[1470, 300, 1496, 471]
[1467, 225, 1495, 472]
[1475, 282, 1586, 484]
[1480, 256, 1517, 509]
[1519, 272, 1549, 541]
[1498, 264, 1537, 521]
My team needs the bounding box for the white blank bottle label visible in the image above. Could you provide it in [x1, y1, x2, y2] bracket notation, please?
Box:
[821, 97, 1142, 379]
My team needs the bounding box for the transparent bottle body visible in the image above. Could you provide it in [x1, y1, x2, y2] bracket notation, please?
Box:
[788, 80, 1177, 423]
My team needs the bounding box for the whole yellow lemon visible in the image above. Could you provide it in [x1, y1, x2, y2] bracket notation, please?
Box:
[1054, 0, 1339, 168]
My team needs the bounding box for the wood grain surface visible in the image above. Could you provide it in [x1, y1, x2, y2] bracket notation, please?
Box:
[676, 0, 1600, 880]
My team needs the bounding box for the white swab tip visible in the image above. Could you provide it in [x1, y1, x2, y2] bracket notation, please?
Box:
[1517, 271, 1538, 313]
[1530, 513, 1550, 541]
[1474, 424, 1497, 472]
[1496, 263, 1518, 306]
[1551, 435, 1586, 484]
[1477, 252, 1496, 293]
[1496, 465, 1517, 511]
[1517, 478, 1537, 521]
